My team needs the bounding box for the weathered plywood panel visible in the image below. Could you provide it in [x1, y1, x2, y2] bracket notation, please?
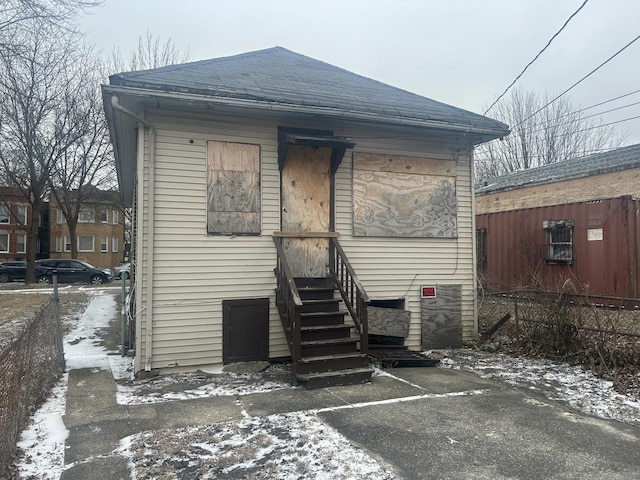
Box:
[421, 285, 463, 348]
[281, 145, 331, 277]
[207, 141, 261, 234]
[353, 169, 457, 237]
[368, 306, 411, 337]
[354, 152, 456, 177]
[208, 141, 260, 172]
[207, 211, 261, 234]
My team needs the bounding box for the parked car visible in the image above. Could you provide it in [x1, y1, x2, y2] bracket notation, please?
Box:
[113, 261, 130, 279]
[0, 261, 27, 283]
[35, 259, 114, 285]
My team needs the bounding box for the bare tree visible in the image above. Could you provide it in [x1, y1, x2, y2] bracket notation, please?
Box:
[475, 88, 628, 183]
[110, 30, 190, 72]
[48, 55, 116, 259]
[0, 20, 94, 282]
[0, 0, 101, 53]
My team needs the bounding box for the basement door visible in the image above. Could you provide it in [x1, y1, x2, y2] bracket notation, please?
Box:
[281, 145, 331, 277]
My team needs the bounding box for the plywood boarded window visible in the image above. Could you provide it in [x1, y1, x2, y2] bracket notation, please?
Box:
[207, 141, 261, 235]
[353, 153, 457, 238]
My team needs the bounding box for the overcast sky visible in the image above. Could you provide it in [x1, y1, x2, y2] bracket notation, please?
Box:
[80, 0, 640, 144]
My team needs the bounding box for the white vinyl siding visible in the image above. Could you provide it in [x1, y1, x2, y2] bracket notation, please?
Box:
[135, 114, 282, 373]
[134, 110, 477, 373]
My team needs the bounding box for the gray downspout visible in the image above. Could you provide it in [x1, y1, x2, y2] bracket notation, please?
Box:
[111, 96, 156, 372]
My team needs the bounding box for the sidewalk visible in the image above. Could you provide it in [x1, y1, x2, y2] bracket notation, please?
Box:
[60, 358, 640, 479]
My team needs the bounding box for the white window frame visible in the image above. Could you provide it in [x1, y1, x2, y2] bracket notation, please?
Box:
[64, 236, 72, 252]
[78, 235, 94, 252]
[78, 207, 95, 223]
[100, 236, 108, 252]
[57, 208, 65, 224]
[112, 209, 119, 225]
[55, 236, 62, 253]
[101, 208, 108, 223]
[0, 233, 8, 252]
[17, 205, 27, 225]
[16, 233, 26, 253]
[112, 237, 119, 253]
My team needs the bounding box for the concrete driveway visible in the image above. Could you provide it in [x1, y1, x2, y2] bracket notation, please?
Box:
[61, 363, 640, 479]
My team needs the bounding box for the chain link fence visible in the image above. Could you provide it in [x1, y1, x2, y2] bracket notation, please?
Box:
[478, 289, 640, 396]
[0, 296, 64, 478]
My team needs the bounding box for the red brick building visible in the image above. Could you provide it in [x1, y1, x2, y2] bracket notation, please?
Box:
[49, 189, 125, 270]
[0, 187, 49, 262]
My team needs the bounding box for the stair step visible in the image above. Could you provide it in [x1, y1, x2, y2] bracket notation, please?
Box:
[301, 311, 347, 327]
[296, 353, 370, 374]
[296, 367, 373, 389]
[298, 287, 336, 301]
[301, 337, 359, 357]
[300, 311, 347, 319]
[300, 298, 341, 313]
[301, 324, 352, 341]
[294, 277, 336, 289]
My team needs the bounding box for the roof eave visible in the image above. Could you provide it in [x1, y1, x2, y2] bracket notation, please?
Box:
[102, 85, 509, 141]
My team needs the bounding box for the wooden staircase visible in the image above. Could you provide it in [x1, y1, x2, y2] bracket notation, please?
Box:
[273, 236, 373, 389]
[293, 277, 372, 388]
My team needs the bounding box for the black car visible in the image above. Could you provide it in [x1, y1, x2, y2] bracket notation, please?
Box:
[35, 259, 114, 285]
[0, 261, 27, 283]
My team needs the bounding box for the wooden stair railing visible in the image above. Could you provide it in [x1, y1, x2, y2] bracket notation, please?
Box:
[273, 237, 303, 365]
[329, 237, 370, 354]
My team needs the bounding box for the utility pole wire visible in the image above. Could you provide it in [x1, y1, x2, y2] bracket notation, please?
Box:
[512, 33, 640, 129]
[514, 100, 640, 137]
[483, 0, 590, 117]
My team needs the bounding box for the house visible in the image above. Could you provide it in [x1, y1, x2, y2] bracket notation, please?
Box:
[48, 188, 125, 270]
[102, 47, 509, 385]
[475, 143, 640, 300]
[0, 187, 49, 262]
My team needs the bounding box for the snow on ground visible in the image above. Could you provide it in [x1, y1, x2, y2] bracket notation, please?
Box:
[441, 349, 640, 428]
[17, 290, 127, 480]
[119, 410, 398, 480]
[14, 290, 640, 479]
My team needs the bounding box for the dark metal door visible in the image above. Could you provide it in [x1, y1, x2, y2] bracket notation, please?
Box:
[222, 298, 269, 364]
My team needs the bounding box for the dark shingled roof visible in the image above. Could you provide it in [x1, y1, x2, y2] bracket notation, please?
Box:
[109, 46, 507, 134]
[476, 143, 640, 195]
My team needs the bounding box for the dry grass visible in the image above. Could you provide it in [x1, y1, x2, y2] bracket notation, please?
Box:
[0, 289, 92, 329]
[478, 291, 640, 398]
[0, 293, 51, 325]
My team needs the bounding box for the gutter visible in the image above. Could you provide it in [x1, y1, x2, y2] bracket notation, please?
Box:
[111, 96, 156, 372]
[103, 85, 509, 140]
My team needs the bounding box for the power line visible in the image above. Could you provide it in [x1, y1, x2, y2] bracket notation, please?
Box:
[482, 0, 590, 116]
[512, 33, 640, 129]
[481, 113, 640, 149]
[514, 100, 640, 137]
[571, 89, 640, 116]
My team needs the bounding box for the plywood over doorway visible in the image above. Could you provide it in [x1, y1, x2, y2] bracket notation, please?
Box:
[281, 145, 331, 277]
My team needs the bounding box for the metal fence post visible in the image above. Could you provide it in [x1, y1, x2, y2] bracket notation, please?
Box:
[121, 273, 126, 357]
[52, 269, 59, 313]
